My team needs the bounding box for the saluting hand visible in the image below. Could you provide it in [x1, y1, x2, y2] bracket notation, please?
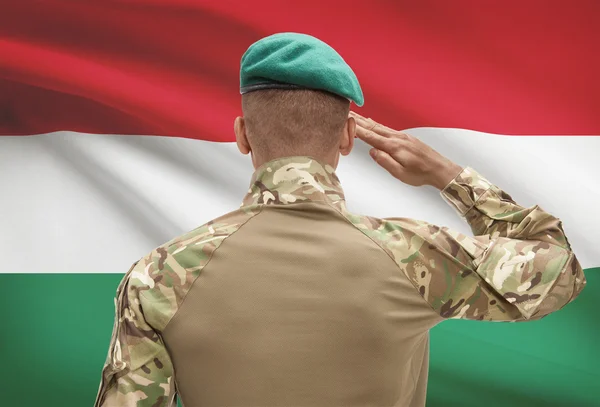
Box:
[350, 111, 463, 190]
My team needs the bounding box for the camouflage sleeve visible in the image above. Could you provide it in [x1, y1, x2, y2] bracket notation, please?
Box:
[386, 167, 586, 322]
[441, 167, 573, 248]
[94, 262, 177, 407]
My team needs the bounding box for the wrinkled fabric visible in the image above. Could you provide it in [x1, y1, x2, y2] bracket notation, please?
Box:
[95, 207, 262, 406]
[96, 155, 585, 406]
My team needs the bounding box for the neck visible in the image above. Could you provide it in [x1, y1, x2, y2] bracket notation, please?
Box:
[252, 150, 339, 170]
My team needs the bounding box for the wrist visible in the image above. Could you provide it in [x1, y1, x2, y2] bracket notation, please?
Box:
[430, 162, 463, 190]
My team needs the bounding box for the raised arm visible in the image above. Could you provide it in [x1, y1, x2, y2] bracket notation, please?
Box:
[350, 112, 586, 321]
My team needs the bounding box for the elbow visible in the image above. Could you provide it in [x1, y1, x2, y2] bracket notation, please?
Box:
[562, 253, 587, 303]
[525, 252, 586, 320]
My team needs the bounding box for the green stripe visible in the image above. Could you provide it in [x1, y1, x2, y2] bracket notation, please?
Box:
[1, 268, 598, 407]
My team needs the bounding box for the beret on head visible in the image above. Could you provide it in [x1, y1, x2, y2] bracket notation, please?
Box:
[240, 32, 364, 106]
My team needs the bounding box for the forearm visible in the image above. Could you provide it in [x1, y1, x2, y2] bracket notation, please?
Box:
[440, 166, 572, 248]
[438, 167, 586, 319]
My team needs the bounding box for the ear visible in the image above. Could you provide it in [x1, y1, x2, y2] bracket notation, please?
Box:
[234, 116, 251, 155]
[339, 116, 355, 156]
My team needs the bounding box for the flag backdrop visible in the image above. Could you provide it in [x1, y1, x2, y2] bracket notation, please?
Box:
[1, 1, 599, 406]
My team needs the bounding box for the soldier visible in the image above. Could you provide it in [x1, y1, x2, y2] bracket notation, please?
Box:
[95, 33, 586, 407]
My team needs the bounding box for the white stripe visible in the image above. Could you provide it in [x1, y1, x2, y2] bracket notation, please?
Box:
[1, 130, 598, 273]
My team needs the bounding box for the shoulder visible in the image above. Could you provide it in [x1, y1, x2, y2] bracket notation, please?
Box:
[157, 204, 262, 265]
[336, 207, 485, 296]
[337, 207, 424, 261]
[340, 206, 485, 265]
[124, 204, 263, 330]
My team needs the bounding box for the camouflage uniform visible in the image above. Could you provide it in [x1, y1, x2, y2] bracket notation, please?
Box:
[95, 156, 586, 407]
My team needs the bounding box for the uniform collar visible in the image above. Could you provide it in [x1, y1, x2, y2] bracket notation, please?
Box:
[241, 156, 346, 207]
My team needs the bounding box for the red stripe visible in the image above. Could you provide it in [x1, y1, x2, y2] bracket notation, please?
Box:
[1, 0, 599, 140]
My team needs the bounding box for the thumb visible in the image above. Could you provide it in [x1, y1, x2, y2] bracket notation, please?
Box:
[370, 148, 405, 179]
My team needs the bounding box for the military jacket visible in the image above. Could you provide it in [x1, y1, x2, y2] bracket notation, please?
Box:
[95, 156, 586, 407]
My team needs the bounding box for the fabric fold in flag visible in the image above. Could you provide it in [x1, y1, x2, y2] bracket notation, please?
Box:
[1, 0, 599, 138]
[1, 1, 598, 407]
[1, 131, 598, 272]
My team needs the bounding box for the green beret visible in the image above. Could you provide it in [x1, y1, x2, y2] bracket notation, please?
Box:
[240, 33, 364, 106]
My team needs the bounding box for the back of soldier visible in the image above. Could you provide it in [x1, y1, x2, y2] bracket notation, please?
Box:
[163, 200, 436, 407]
[95, 33, 585, 407]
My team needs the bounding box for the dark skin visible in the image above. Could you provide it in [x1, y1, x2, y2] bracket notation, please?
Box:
[233, 115, 355, 170]
[350, 111, 463, 190]
[234, 109, 462, 191]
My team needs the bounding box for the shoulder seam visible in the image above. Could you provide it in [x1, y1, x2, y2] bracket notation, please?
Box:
[326, 203, 444, 321]
[144, 205, 266, 332]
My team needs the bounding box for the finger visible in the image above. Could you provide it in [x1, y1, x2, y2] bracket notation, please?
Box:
[355, 125, 398, 151]
[350, 111, 407, 139]
[349, 110, 375, 125]
[356, 125, 409, 154]
[350, 112, 383, 134]
[370, 148, 406, 178]
[349, 110, 368, 121]
[349, 111, 377, 127]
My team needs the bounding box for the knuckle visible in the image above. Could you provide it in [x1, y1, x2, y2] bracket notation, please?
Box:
[404, 141, 417, 152]
[390, 139, 403, 152]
